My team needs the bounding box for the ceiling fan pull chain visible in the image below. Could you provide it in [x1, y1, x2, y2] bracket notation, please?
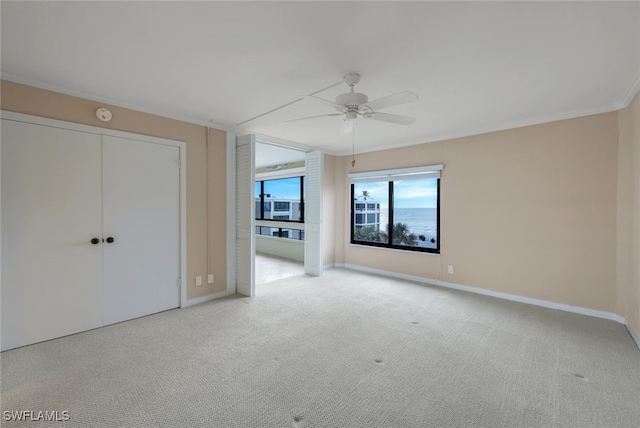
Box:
[352, 124, 356, 168]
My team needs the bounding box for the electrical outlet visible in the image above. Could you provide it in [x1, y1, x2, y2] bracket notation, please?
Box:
[195, 276, 202, 286]
[448, 266, 454, 274]
[208, 274, 214, 284]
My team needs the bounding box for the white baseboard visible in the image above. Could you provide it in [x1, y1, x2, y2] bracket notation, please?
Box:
[182, 289, 236, 308]
[624, 320, 640, 350]
[340, 263, 640, 350]
[323, 263, 336, 271]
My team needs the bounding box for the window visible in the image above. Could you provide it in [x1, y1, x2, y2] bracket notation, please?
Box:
[274, 201, 290, 211]
[350, 165, 442, 254]
[255, 176, 304, 222]
[255, 226, 304, 240]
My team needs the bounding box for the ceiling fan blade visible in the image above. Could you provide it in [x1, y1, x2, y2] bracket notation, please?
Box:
[340, 120, 354, 134]
[302, 95, 346, 112]
[368, 112, 416, 126]
[365, 91, 419, 111]
[286, 113, 342, 123]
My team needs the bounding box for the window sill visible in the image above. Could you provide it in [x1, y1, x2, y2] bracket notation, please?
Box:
[348, 243, 441, 256]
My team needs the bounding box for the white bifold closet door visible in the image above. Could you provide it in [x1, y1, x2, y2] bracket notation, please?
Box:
[1, 120, 104, 350]
[102, 136, 180, 325]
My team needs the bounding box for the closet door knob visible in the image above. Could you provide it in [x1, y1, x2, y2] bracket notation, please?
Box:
[106, 237, 115, 243]
[90, 238, 100, 245]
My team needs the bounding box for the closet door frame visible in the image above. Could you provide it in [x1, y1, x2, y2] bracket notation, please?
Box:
[0, 110, 188, 308]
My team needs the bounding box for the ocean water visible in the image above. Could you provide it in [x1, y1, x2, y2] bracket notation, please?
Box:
[380, 208, 438, 248]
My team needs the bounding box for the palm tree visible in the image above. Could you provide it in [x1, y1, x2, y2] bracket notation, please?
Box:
[361, 190, 370, 201]
[354, 225, 382, 243]
[380, 222, 418, 246]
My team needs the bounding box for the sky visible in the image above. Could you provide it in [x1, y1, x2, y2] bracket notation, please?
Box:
[355, 179, 438, 209]
[256, 176, 438, 209]
[256, 177, 302, 200]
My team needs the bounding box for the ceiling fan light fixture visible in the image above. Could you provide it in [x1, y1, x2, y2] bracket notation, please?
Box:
[336, 92, 368, 107]
[286, 73, 419, 132]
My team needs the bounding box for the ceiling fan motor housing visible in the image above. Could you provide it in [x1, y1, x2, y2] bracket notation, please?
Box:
[336, 92, 368, 110]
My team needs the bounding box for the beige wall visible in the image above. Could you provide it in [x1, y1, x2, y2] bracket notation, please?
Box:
[5, 79, 636, 328]
[617, 93, 640, 335]
[335, 113, 620, 313]
[1, 80, 226, 300]
[207, 128, 228, 295]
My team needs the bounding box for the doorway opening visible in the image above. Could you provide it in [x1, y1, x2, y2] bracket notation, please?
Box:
[254, 141, 307, 286]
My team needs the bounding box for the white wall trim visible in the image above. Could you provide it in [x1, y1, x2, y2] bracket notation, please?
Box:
[615, 71, 640, 110]
[179, 137, 188, 307]
[340, 263, 639, 348]
[182, 289, 236, 308]
[226, 132, 237, 294]
[0, 113, 3, 343]
[624, 320, 640, 350]
[323, 263, 336, 271]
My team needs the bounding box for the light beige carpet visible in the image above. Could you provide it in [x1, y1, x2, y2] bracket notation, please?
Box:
[1, 268, 639, 427]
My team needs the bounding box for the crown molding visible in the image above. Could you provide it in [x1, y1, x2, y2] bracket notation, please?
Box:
[1, 72, 245, 134]
[330, 103, 622, 157]
[615, 71, 640, 110]
[5, 68, 639, 159]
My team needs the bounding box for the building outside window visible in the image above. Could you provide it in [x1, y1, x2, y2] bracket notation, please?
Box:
[354, 199, 381, 231]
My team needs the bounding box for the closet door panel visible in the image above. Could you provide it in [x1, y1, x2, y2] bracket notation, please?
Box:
[1, 120, 104, 351]
[102, 136, 180, 325]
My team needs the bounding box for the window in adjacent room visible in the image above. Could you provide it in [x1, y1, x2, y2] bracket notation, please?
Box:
[255, 176, 304, 222]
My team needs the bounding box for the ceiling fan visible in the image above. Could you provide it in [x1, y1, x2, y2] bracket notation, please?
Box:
[287, 73, 419, 133]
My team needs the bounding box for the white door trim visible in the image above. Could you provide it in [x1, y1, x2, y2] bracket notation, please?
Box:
[0, 110, 188, 307]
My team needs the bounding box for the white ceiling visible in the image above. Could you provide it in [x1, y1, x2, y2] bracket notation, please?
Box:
[2, 2, 639, 156]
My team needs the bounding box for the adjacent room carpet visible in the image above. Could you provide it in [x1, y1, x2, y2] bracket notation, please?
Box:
[1, 268, 639, 427]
